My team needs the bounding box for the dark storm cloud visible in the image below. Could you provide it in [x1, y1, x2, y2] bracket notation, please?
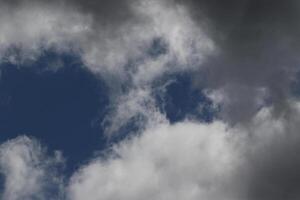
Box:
[1, 0, 138, 26]
[68, 0, 135, 23]
[177, 0, 300, 123]
[242, 112, 300, 200]
[246, 142, 300, 200]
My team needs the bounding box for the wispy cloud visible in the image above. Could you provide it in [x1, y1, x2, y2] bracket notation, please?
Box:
[0, 136, 64, 200]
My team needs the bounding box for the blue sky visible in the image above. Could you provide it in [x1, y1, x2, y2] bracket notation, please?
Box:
[0, 51, 109, 174]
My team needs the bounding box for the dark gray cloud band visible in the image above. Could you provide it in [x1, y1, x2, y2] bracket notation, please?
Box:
[182, 0, 300, 123]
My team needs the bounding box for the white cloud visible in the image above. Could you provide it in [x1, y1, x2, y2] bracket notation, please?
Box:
[0, 136, 64, 200]
[0, 0, 214, 74]
[0, 2, 90, 64]
[67, 102, 300, 200]
[68, 121, 241, 200]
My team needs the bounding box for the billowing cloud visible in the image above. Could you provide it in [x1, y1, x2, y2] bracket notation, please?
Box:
[67, 121, 239, 200]
[68, 102, 300, 200]
[67, 102, 300, 200]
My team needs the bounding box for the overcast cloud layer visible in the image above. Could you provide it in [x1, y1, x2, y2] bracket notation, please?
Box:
[0, 0, 300, 200]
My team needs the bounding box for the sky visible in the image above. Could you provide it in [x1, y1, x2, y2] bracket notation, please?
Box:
[0, 0, 300, 199]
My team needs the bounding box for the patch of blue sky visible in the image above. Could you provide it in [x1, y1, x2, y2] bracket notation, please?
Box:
[153, 72, 217, 123]
[0, 50, 109, 175]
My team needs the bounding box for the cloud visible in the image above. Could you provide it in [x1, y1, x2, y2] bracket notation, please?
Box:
[1, 0, 300, 129]
[1, 1, 300, 199]
[0, 0, 215, 134]
[1, 103, 300, 200]
[0, 1, 89, 63]
[178, 0, 300, 123]
[102, 87, 167, 136]
[0, 0, 213, 73]
[67, 121, 241, 200]
[67, 102, 300, 200]
[0, 136, 64, 200]
[241, 103, 300, 200]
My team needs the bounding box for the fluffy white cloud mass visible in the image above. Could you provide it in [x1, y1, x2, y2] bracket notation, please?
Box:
[68, 121, 239, 200]
[67, 103, 300, 200]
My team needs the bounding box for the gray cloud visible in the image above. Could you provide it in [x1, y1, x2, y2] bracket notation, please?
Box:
[239, 105, 300, 200]
[177, 0, 300, 123]
[2, 0, 136, 23]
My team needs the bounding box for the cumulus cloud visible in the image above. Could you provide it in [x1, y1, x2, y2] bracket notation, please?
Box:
[67, 102, 300, 200]
[68, 121, 240, 200]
